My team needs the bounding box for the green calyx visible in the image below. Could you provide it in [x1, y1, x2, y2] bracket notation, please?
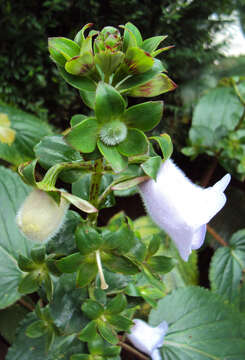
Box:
[99, 120, 127, 146]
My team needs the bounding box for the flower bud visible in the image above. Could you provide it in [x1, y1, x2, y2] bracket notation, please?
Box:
[17, 189, 69, 242]
[95, 26, 121, 52]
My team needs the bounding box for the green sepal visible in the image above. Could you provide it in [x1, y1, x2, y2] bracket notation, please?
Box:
[82, 300, 104, 320]
[30, 245, 46, 264]
[76, 224, 103, 255]
[142, 35, 167, 53]
[104, 254, 139, 275]
[18, 272, 41, 294]
[97, 140, 128, 173]
[97, 319, 118, 345]
[124, 101, 163, 131]
[25, 320, 48, 338]
[44, 274, 53, 302]
[45, 254, 62, 276]
[65, 117, 98, 153]
[147, 235, 161, 258]
[129, 73, 177, 97]
[141, 156, 162, 180]
[106, 314, 133, 331]
[59, 67, 96, 92]
[18, 254, 36, 272]
[95, 82, 126, 123]
[78, 320, 97, 342]
[65, 52, 94, 75]
[117, 58, 164, 92]
[147, 255, 176, 274]
[150, 133, 173, 160]
[48, 37, 80, 62]
[94, 51, 125, 76]
[18, 159, 37, 186]
[117, 128, 148, 157]
[106, 294, 127, 314]
[56, 252, 84, 273]
[93, 288, 107, 306]
[76, 261, 98, 288]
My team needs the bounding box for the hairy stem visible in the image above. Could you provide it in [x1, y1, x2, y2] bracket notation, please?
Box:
[207, 224, 228, 247]
[118, 341, 150, 360]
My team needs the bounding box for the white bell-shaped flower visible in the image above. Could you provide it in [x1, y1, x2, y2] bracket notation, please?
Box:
[139, 159, 231, 261]
[127, 319, 168, 360]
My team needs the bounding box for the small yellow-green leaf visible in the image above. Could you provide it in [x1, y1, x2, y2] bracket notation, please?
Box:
[129, 73, 177, 97]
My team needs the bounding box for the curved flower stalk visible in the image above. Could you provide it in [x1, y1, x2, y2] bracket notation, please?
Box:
[127, 319, 168, 360]
[139, 159, 231, 261]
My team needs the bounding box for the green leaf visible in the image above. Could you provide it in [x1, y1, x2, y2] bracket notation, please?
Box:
[97, 319, 118, 345]
[149, 287, 245, 360]
[129, 73, 177, 97]
[124, 101, 163, 131]
[6, 313, 85, 360]
[18, 160, 37, 186]
[25, 320, 47, 338]
[124, 22, 143, 47]
[56, 252, 84, 273]
[97, 140, 128, 173]
[106, 294, 127, 314]
[0, 167, 33, 309]
[210, 229, 245, 305]
[78, 320, 97, 342]
[70, 114, 88, 127]
[76, 224, 103, 255]
[0, 303, 29, 344]
[70, 355, 90, 360]
[111, 176, 148, 191]
[192, 87, 243, 135]
[104, 254, 139, 275]
[59, 67, 96, 92]
[79, 89, 96, 109]
[141, 156, 162, 180]
[142, 35, 167, 53]
[102, 223, 136, 254]
[147, 255, 175, 274]
[46, 211, 80, 256]
[117, 128, 148, 156]
[76, 261, 98, 288]
[50, 274, 87, 335]
[82, 300, 104, 320]
[48, 37, 80, 61]
[150, 133, 173, 160]
[117, 58, 164, 92]
[147, 235, 161, 258]
[106, 314, 133, 331]
[35, 135, 83, 169]
[18, 272, 40, 294]
[95, 82, 126, 123]
[65, 52, 94, 75]
[0, 103, 52, 165]
[17, 254, 35, 272]
[65, 117, 98, 153]
[125, 47, 154, 74]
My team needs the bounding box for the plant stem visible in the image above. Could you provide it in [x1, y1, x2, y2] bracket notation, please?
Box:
[118, 341, 150, 360]
[18, 298, 34, 311]
[200, 157, 219, 188]
[87, 159, 103, 226]
[207, 224, 228, 247]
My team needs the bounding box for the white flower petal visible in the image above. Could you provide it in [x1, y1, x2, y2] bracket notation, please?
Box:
[127, 319, 168, 358]
[139, 159, 230, 261]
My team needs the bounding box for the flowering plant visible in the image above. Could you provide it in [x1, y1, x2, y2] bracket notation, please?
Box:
[0, 22, 244, 360]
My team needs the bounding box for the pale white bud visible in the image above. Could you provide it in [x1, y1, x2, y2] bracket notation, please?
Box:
[17, 189, 69, 242]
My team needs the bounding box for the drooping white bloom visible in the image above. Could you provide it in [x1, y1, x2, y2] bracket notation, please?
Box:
[139, 159, 231, 261]
[17, 189, 69, 242]
[127, 319, 168, 360]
